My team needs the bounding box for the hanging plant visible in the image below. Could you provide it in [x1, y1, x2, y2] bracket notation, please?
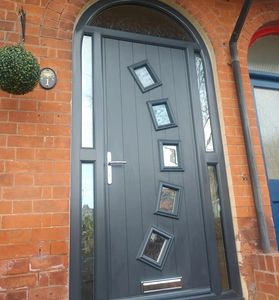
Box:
[0, 44, 40, 95]
[0, 8, 40, 95]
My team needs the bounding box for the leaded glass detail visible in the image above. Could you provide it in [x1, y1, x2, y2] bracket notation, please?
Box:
[90, 5, 192, 41]
[195, 54, 214, 152]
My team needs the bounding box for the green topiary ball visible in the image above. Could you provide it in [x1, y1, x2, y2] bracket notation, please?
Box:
[0, 44, 40, 95]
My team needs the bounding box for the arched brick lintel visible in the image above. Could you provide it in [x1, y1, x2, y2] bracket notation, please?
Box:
[41, 0, 88, 44]
[239, 3, 279, 60]
[233, 6, 279, 108]
[41, 0, 230, 50]
[249, 25, 279, 47]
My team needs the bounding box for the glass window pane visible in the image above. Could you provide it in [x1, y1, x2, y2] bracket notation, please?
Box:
[147, 99, 177, 131]
[159, 187, 176, 213]
[248, 36, 279, 73]
[82, 36, 93, 148]
[128, 60, 161, 93]
[143, 232, 167, 262]
[155, 182, 181, 219]
[208, 165, 229, 290]
[81, 163, 94, 299]
[163, 145, 178, 167]
[134, 66, 155, 88]
[90, 5, 192, 41]
[159, 140, 183, 171]
[153, 104, 171, 126]
[254, 87, 279, 179]
[195, 54, 214, 152]
[137, 226, 174, 270]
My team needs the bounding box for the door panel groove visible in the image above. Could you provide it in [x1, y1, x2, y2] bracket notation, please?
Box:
[101, 35, 212, 298]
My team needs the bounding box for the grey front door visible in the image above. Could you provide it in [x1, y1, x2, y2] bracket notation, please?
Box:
[94, 28, 215, 300]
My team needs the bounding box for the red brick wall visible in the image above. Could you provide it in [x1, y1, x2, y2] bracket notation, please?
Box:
[0, 0, 72, 298]
[0, 0, 278, 299]
[253, 253, 279, 300]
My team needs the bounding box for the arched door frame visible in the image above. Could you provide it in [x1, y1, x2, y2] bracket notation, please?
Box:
[71, 1, 242, 299]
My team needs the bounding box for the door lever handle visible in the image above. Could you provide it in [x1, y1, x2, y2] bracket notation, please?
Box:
[107, 152, 127, 184]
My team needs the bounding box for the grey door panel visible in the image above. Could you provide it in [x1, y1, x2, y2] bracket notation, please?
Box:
[98, 35, 211, 299]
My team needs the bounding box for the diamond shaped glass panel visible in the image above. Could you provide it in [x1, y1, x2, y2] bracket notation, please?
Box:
[134, 66, 155, 88]
[155, 182, 181, 219]
[147, 99, 177, 131]
[137, 226, 174, 270]
[128, 60, 162, 93]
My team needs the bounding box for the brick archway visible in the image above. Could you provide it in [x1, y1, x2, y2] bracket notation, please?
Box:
[1, 1, 279, 299]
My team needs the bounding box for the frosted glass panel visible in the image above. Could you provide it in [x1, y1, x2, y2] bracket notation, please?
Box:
[134, 66, 155, 88]
[147, 99, 177, 131]
[153, 104, 171, 126]
[254, 88, 279, 179]
[81, 163, 94, 299]
[128, 60, 161, 93]
[82, 36, 93, 148]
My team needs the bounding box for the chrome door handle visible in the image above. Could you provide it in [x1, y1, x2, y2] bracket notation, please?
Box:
[107, 152, 127, 184]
